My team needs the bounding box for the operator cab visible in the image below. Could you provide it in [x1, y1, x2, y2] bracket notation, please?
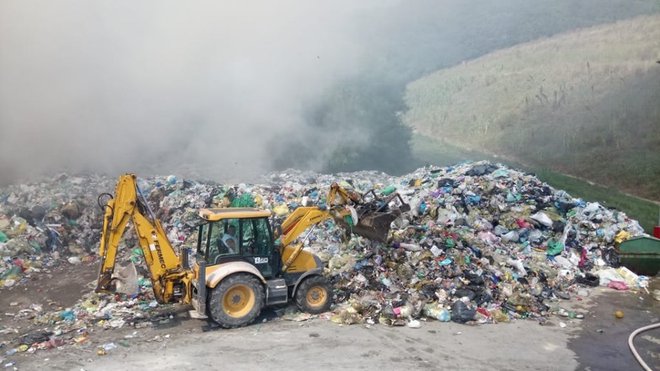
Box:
[196, 208, 279, 278]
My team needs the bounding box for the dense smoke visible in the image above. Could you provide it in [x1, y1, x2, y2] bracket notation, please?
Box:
[0, 1, 372, 183]
[1, 0, 658, 184]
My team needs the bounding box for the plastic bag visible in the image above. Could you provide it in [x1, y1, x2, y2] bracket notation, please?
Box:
[546, 239, 564, 256]
[451, 300, 476, 323]
[607, 281, 629, 290]
[598, 268, 624, 286]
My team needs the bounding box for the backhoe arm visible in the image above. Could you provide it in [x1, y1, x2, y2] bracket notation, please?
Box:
[97, 175, 139, 292]
[96, 174, 192, 304]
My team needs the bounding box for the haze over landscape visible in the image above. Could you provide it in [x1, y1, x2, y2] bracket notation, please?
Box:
[1, 0, 659, 199]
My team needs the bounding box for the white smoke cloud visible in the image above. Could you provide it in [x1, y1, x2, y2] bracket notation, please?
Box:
[0, 1, 380, 182]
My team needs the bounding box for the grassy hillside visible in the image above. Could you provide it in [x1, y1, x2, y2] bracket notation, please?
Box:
[403, 15, 660, 201]
[411, 134, 660, 233]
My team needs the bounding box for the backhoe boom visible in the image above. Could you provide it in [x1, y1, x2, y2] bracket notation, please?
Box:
[96, 174, 192, 304]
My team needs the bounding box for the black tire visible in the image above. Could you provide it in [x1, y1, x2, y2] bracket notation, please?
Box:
[208, 273, 265, 328]
[295, 275, 332, 314]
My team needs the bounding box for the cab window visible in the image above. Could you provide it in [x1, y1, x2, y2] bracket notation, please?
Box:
[207, 219, 239, 264]
[240, 218, 271, 256]
[197, 224, 209, 260]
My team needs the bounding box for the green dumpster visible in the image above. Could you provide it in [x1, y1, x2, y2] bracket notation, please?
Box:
[617, 236, 660, 275]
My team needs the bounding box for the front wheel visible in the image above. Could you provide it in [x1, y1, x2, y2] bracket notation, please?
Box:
[295, 275, 332, 314]
[208, 273, 265, 328]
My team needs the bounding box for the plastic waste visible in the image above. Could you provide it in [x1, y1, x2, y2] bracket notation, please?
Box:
[546, 239, 564, 256]
[407, 320, 421, 328]
[60, 310, 76, 321]
[575, 273, 599, 287]
[531, 212, 553, 228]
[430, 245, 442, 257]
[396, 242, 422, 252]
[437, 309, 451, 322]
[607, 281, 628, 290]
[439, 258, 453, 266]
[5, 348, 17, 356]
[490, 309, 509, 323]
[502, 230, 519, 242]
[597, 268, 625, 286]
[273, 204, 289, 216]
[506, 258, 526, 276]
[102, 342, 118, 351]
[615, 267, 640, 288]
[451, 300, 476, 323]
[423, 303, 451, 322]
[380, 185, 397, 196]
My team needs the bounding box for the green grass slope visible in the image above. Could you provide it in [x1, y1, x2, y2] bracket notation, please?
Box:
[404, 15, 660, 201]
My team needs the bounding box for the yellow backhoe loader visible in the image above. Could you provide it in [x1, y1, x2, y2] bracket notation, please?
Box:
[95, 174, 408, 328]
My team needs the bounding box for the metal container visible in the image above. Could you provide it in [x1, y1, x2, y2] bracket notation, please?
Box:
[617, 236, 660, 275]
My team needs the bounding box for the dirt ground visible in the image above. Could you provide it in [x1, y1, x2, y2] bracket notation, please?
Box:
[0, 263, 658, 371]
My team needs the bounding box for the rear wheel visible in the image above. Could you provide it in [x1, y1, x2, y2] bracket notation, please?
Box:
[295, 275, 332, 314]
[209, 273, 264, 328]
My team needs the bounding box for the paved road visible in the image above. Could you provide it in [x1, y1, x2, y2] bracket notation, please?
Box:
[9, 286, 659, 371]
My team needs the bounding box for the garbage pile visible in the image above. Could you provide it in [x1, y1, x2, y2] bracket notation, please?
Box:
[0, 174, 113, 288]
[0, 161, 649, 353]
[0, 174, 220, 357]
[265, 162, 647, 325]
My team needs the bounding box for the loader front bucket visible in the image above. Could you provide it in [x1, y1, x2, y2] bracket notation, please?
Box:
[351, 212, 399, 242]
[349, 201, 410, 242]
[332, 189, 410, 242]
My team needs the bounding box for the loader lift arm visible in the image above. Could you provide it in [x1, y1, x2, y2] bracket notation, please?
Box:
[278, 207, 335, 272]
[96, 174, 192, 304]
[275, 182, 362, 250]
[276, 181, 369, 253]
[276, 182, 410, 271]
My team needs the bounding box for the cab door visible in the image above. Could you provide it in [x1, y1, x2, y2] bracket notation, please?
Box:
[239, 217, 275, 278]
